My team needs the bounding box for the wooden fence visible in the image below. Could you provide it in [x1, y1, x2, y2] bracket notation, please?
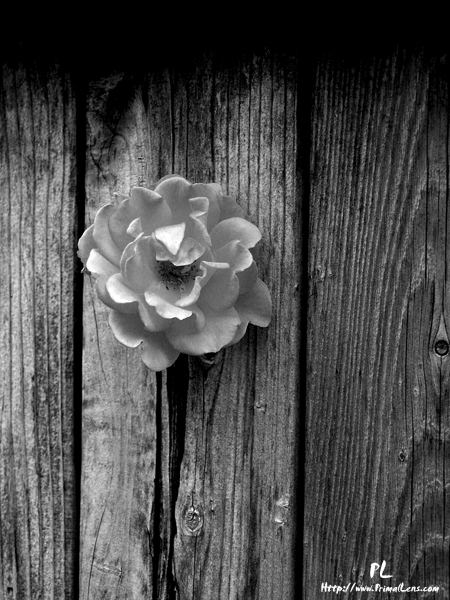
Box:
[1, 44, 449, 599]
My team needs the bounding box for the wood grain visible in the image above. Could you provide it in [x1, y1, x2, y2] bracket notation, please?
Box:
[305, 49, 450, 597]
[80, 52, 300, 599]
[167, 53, 300, 600]
[0, 64, 77, 599]
[5, 41, 448, 600]
[80, 73, 161, 599]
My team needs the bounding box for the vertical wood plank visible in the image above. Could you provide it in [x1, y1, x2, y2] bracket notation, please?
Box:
[169, 52, 300, 600]
[80, 74, 161, 599]
[0, 63, 77, 599]
[305, 49, 450, 596]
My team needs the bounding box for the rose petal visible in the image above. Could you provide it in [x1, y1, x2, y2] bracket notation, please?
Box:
[210, 217, 261, 250]
[154, 176, 213, 247]
[106, 273, 139, 304]
[214, 240, 253, 273]
[78, 224, 95, 264]
[171, 237, 205, 266]
[123, 236, 158, 292]
[155, 177, 222, 232]
[138, 302, 171, 332]
[141, 333, 179, 371]
[106, 188, 173, 251]
[155, 176, 192, 223]
[93, 204, 122, 266]
[153, 222, 186, 256]
[166, 306, 241, 355]
[103, 273, 169, 332]
[109, 310, 146, 348]
[155, 303, 191, 321]
[186, 198, 211, 247]
[190, 183, 221, 229]
[188, 196, 209, 226]
[167, 306, 206, 336]
[235, 278, 271, 327]
[201, 269, 239, 311]
[129, 187, 173, 234]
[106, 194, 135, 250]
[86, 249, 118, 277]
[118, 235, 133, 267]
[175, 263, 212, 307]
[201, 260, 229, 271]
[95, 278, 137, 314]
[145, 291, 193, 320]
[237, 261, 258, 294]
[175, 280, 203, 307]
[145, 256, 219, 309]
[127, 217, 143, 238]
[227, 319, 249, 346]
[218, 195, 244, 220]
[144, 277, 180, 305]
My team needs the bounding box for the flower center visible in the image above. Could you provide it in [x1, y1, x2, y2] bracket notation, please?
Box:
[157, 260, 200, 290]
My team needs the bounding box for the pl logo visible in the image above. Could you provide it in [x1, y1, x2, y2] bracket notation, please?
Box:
[370, 560, 392, 579]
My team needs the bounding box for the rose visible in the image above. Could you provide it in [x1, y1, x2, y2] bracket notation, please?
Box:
[78, 175, 271, 371]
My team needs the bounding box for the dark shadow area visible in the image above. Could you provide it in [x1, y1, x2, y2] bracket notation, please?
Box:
[2, 7, 450, 75]
[0, 9, 301, 75]
[164, 355, 189, 600]
[153, 372, 164, 600]
[295, 49, 313, 600]
[72, 66, 87, 600]
[153, 357, 190, 600]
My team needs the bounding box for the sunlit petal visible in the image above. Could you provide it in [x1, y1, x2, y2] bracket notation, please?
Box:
[235, 278, 271, 327]
[141, 333, 180, 371]
[106, 273, 139, 304]
[210, 217, 261, 249]
[93, 204, 122, 265]
[166, 306, 240, 355]
[86, 249, 118, 277]
[109, 310, 146, 348]
[77, 224, 95, 264]
[201, 269, 240, 311]
[214, 240, 253, 273]
[153, 222, 186, 255]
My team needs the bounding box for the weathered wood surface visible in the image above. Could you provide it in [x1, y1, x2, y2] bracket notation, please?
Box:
[80, 52, 300, 599]
[80, 74, 159, 599]
[4, 45, 449, 600]
[169, 55, 299, 600]
[305, 50, 450, 596]
[0, 64, 77, 599]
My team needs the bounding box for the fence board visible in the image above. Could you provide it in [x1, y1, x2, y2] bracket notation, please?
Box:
[168, 53, 300, 600]
[0, 64, 77, 599]
[305, 50, 450, 596]
[80, 73, 163, 599]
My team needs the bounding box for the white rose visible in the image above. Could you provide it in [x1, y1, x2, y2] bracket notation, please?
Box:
[78, 175, 271, 371]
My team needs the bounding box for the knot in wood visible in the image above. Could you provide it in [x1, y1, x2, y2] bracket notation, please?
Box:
[182, 504, 204, 536]
[434, 339, 449, 356]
